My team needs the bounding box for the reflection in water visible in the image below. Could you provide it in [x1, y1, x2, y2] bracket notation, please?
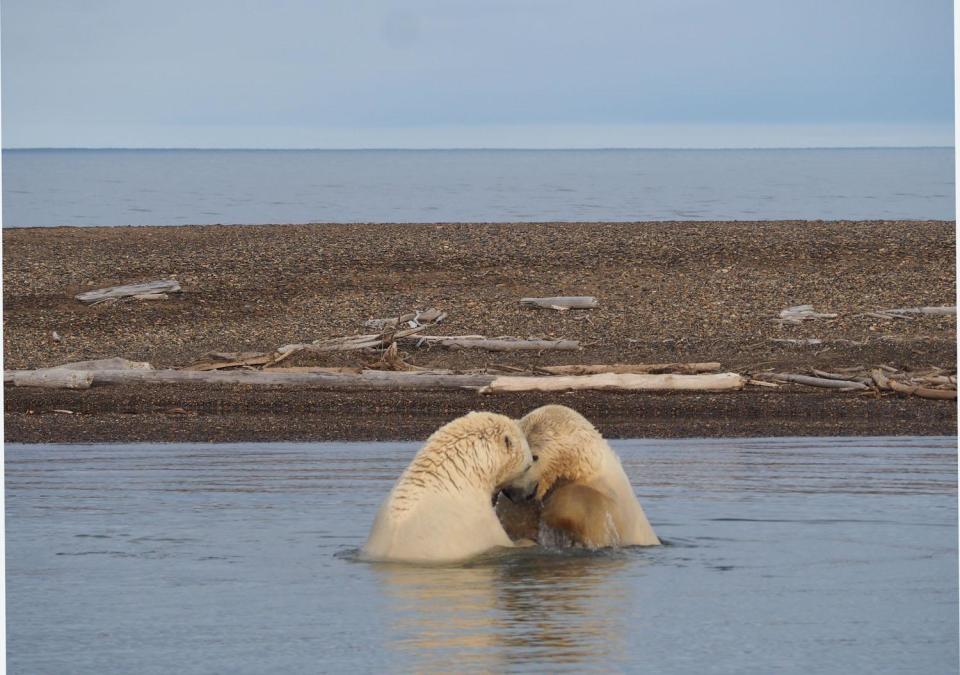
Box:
[374, 562, 504, 671]
[372, 548, 635, 671]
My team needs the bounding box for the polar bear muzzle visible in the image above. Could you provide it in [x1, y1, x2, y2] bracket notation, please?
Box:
[499, 480, 538, 503]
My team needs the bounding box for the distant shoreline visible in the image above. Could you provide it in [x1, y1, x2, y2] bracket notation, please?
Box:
[3, 220, 956, 442]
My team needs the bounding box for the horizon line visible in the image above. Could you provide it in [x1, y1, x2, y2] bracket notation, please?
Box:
[3, 145, 955, 152]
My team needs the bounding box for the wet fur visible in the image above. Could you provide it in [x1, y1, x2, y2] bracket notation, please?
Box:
[363, 411, 532, 563]
[502, 405, 660, 548]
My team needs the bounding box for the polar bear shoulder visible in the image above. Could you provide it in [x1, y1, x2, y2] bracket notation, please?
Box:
[363, 411, 532, 563]
[504, 405, 660, 548]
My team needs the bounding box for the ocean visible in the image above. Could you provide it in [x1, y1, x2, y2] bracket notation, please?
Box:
[5, 437, 957, 674]
[1, 147, 954, 227]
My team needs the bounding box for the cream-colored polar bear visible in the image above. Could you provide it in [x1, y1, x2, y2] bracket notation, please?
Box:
[498, 405, 660, 548]
[362, 411, 534, 563]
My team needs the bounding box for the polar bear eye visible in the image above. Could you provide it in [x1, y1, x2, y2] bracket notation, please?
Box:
[504, 434, 513, 450]
[532, 455, 539, 462]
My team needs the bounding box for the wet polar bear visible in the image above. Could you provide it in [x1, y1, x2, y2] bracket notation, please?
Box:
[498, 405, 660, 548]
[362, 411, 534, 563]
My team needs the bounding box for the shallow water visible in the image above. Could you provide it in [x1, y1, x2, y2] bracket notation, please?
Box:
[2, 147, 954, 227]
[5, 437, 958, 674]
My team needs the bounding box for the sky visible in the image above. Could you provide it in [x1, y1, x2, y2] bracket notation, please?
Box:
[1, 0, 954, 148]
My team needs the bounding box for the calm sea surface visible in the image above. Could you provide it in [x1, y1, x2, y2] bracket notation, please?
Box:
[1, 148, 954, 227]
[5, 436, 957, 674]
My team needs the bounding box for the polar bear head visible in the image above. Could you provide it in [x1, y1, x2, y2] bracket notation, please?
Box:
[502, 404, 607, 501]
[407, 411, 534, 497]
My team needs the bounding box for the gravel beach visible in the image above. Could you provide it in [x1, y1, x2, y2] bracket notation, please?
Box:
[3, 220, 956, 442]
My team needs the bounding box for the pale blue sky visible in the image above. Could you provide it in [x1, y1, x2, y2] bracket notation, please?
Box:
[1, 0, 954, 148]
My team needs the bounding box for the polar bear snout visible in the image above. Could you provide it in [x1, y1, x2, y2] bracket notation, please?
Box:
[500, 481, 538, 503]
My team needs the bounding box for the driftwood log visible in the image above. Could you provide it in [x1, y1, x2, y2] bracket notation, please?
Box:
[479, 372, 744, 394]
[870, 369, 891, 390]
[811, 369, 872, 384]
[186, 328, 578, 370]
[75, 279, 181, 305]
[918, 375, 954, 385]
[260, 366, 363, 374]
[886, 379, 958, 400]
[404, 336, 580, 351]
[187, 329, 429, 369]
[187, 352, 273, 371]
[8, 358, 153, 388]
[58, 358, 153, 371]
[871, 306, 956, 319]
[520, 296, 598, 310]
[12, 369, 94, 389]
[771, 338, 824, 346]
[775, 305, 838, 325]
[810, 369, 852, 380]
[363, 308, 447, 331]
[363, 342, 423, 371]
[274, 325, 429, 361]
[770, 373, 868, 391]
[538, 362, 721, 375]
[5, 368, 496, 390]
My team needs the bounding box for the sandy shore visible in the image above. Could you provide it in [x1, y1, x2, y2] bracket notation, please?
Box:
[3, 221, 956, 442]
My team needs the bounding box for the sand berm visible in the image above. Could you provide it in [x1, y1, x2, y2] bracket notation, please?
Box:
[3, 220, 956, 442]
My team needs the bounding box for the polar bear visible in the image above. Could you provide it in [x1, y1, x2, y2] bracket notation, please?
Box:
[362, 411, 534, 563]
[498, 405, 660, 548]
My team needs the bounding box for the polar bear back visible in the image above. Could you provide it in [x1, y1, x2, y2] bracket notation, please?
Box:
[364, 489, 513, 562]
[362, 411, 530, 563]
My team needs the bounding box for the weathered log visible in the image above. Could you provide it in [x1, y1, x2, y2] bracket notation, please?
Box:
[538, 362, 721, 375]
[12, 368, 93, 389]
[187, 352, 272, 371]
[479, 372, 744, 394]
[275, 325, 430, 361]
[810, 368, 850, 380]
[878, 306, 956, 317]
[5, 358, 151, 386]
[260, 366, 364, 374]
[887, 379, 958, 400]
[775, 305, 837, 324]
[870, 369, 891, 390]
[770, 373, 868, 391]
[520, 296, 598, 310]
[916, 375, 955, 385]
[5, 368, 494, 390]
[405, 336, 580, 351]
[897, 366, 944, 378]
[58, 358, 153, 371]
[195, 325, 433, 370]
[75, 279, 181, 305]
[771, 338, 824, 346]
[280, 337, 377, 353]
[364, 342, 423, 371]
[863, 311, 907, 320]
[487, 364, 529, 373]
[363, 308, 447, 331]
